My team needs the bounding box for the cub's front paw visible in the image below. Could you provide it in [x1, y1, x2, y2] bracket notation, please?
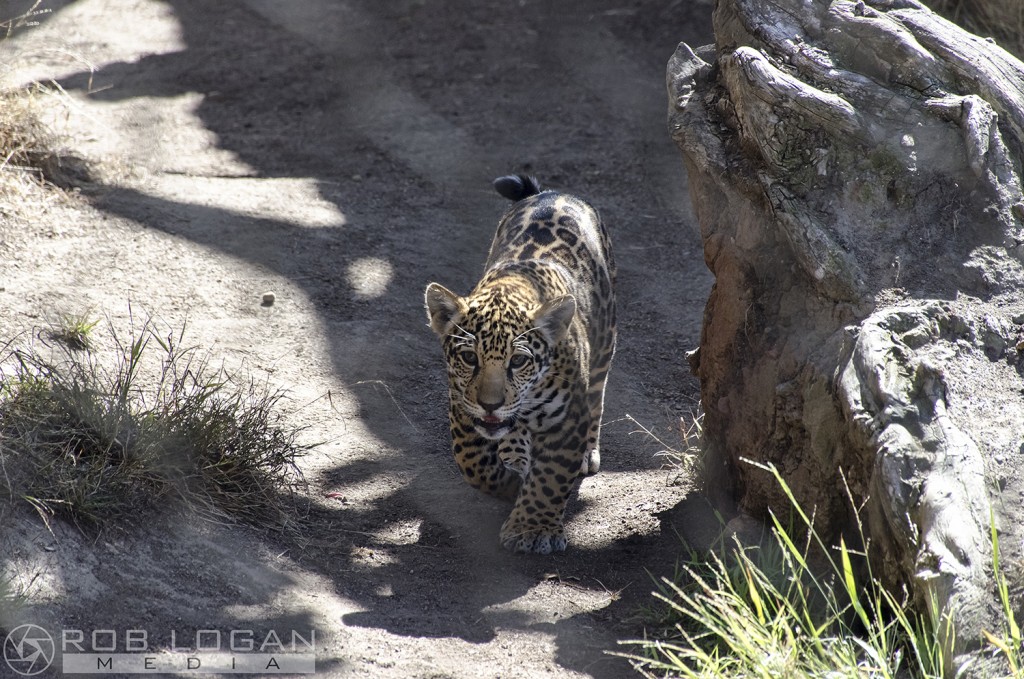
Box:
[498, 433, 532, 481]
[501, 456, 530, 480]
[499, 519, 567, 554]
[580, 447, 600, 476]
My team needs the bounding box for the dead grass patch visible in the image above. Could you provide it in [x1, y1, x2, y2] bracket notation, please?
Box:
[0, 314, 312, 533]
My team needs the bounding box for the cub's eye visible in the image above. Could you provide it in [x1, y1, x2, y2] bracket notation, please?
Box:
[508, 354, 530, 370]
[458, 349, 478, 366]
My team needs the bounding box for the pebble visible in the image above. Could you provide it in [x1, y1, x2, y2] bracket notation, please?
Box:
[261, 292, 276, 306]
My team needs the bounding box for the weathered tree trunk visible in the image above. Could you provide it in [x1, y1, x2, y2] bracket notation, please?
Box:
[669, 0, 1024, 674]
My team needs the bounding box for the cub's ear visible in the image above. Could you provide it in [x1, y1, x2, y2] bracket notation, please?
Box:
[533, 295, 576, 344]
[424, 283, 465, 337]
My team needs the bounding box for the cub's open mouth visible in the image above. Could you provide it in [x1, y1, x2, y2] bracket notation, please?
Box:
[475, 415, 512, 437]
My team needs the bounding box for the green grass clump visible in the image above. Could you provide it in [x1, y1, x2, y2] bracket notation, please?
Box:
[0, 315, 310, 532]
[986, 511, 1023, 675]
[48, 310, 100, 351]
[623, 462, 1022, 679]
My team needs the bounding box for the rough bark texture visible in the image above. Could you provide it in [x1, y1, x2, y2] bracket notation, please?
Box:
[669, 0, 1024, 674]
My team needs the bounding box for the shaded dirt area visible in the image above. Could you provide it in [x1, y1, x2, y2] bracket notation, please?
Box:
[1, 0, 715, 676]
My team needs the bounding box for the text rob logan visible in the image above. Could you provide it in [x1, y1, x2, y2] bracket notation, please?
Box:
[61, 629, 315, 653]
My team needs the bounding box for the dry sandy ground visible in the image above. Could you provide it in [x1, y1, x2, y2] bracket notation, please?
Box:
[0, 1, 716, 676]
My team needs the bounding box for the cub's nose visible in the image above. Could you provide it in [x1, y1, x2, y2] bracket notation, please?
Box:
[477, 394, 505, 412]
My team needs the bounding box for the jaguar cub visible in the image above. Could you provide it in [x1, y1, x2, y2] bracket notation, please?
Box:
[424, 175, 616, 554]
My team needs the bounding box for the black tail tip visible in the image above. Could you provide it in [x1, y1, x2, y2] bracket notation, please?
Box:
[493, 174, 542, 202]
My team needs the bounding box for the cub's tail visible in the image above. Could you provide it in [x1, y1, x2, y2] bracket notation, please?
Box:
[493, 174, 542, 202]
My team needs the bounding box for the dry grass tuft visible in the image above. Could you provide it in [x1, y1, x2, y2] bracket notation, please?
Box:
[0, 0, 90, 215]
[0, 314, 312, 533]
[0, 85, 62, 179]
[0, 1, 47, 40]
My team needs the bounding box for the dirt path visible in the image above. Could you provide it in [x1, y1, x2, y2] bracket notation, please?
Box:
[1, 1, 715, 676]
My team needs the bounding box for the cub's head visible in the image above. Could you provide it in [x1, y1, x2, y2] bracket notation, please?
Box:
[424, 282, 575, 440]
